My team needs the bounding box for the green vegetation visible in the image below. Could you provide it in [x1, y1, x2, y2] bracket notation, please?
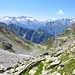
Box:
[1, 20, 75, 75]
[0, 31, 31, 51]
[22, 62, 43, 75]
[22, 70, 30, 75]
[60, 24, 75, 36]
[58, 58, 75, 75]
[34, 62, 43, 75]
[21, 23, 75, 75]
[42, 37, 55, 50]
[60, 52, 69, 62]
[37, 45, 45, 53]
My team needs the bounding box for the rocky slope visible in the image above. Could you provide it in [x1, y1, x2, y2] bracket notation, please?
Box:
[0, 22, 33, 54]
[21, 24, 75, 75]
[0, 22, 47, 75]
[39, 23, 75, 75]
[0, 22, 75, 75]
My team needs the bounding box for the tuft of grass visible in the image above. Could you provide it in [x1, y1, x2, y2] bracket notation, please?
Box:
[37, 45, 45, 53]
[60, 52, 69, 62]
[22, 70, 30, 75]
[22, 62, 44, 75]
[34, 62, 43, 75]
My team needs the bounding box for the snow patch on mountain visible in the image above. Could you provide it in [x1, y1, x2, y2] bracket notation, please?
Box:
[73, 19, 75, 22]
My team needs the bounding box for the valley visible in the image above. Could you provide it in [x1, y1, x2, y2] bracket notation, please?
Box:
[0, 16, 75, 43]
[0, 19, 75, 75]
[0, 0, 75, 75]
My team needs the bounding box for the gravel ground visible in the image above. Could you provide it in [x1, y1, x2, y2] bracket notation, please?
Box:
[0, 49, 33, 70]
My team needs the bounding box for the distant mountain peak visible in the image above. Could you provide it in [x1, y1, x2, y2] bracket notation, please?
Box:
[25, 16, 35, 21]
[0, 16, 75, 36]
[16, 16, 35, 21]
[47, 18, 57, 22]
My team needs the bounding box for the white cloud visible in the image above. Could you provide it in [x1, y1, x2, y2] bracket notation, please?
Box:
[57, 10, 64, 15]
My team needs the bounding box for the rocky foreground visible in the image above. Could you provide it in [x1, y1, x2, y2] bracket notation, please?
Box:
[0, 46, 75, 75]
[0, 21, 75, 75]
[0, 49, 34, 75]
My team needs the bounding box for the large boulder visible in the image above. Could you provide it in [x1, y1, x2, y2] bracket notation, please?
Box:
[72, 69, 75, 74]
[2, 42, 12, 50]
[52, 71, 61, 75]
[45, 56, 58, 63]
[48, 60, 60, 69]
[0, 67, 4, 73]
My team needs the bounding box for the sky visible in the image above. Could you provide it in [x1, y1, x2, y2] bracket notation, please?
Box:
[0, 0, 75, 20]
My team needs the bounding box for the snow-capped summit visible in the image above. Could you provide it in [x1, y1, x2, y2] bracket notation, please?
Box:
[15, 16, 37, 25]
[25, 16, 35, 21]
[0, 16, 44, 30]
[0, 16, 75, 34]
[73, 19, 75, 22]
[47, 18, 57, 22]
[16, 16, 36, 21]
[0, 16, 16, 24]
[69, 18, 75, 23]
[47, 19, 51, 22]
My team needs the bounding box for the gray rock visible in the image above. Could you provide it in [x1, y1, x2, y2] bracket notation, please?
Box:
[48, 60, 60, 69]
[72, 69, 75, 74]
[52, 71, 61, 75]
[43, 52, 49, 56]
[0, 67, 4, 73]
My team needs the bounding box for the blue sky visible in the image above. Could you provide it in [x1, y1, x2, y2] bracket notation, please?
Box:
[0, 0, 75, 20]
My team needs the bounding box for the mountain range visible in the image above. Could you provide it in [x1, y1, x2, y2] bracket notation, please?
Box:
[0, 16, 44, 30]
[7, 23, 53, 43]
[0, 16, 75, 43]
